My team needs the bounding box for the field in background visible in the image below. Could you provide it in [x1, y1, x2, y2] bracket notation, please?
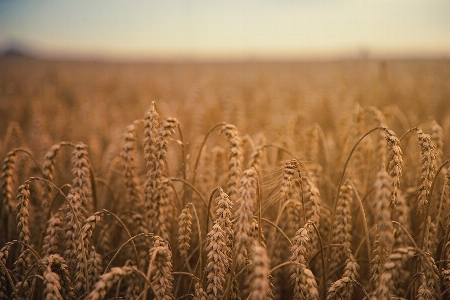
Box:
[0, 57, 449, 299]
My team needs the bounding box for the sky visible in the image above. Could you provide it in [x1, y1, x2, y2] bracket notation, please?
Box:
[0, 0, 449, 60]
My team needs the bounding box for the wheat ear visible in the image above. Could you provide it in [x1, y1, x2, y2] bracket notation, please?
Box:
[234, 168, 258, 267]
[328, 181, 353, 284]
[290, 226, 319, 300]
[42, 209, 63, 257]
[204, 222, 228, 300]
[120, 122, 143, 209]
[71, 142, 92, 217]
[1, 149, 17, 216]
[221, 123, 244, 201]
[148, 236, 174, 300]
[177, 204, 192, 259]
[86, 266, 135, 300]
[415, 128, 437, 214]
[327, 249, 359, 300]
[248, 240, 272, 300]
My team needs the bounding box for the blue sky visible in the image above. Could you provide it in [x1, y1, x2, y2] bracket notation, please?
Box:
[0, 0, 449, 60]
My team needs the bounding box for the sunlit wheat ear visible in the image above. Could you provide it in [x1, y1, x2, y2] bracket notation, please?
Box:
[87, 246, 103, 293]
[442, 221, 450, 291]
[248, 240, 272, 300]
[64, 189, 84, 273]
[221, 123, 244, 200]
[215, 187, 234, 259]
[431, 119, 444, 168]
[327, 249, 359, 300]
[120, 123, 143, 208]
[234, 168, 257, 267]
[349, 105, 368, 189]
[86, 266, 135, 300]
[205, 223, 227, 300]
[393, 191, 411, 247]
[419, 251, 440, 299]
[42, 254, 75, 300]
[41, 143, 62, 209]
[177, 204, 192, 259]
[369, 169, 394, 288]
[149, 236, 174, 300]
[71, 142, 92, 217]
[415, 128, 437, 214]
[279, 160, 303, 232]
[369, 107, 388, 167]
[304, 176, 321, 229]
[328, 181, 353, 284]
[42, 265, 63, 300]
[423, 215, 437, 257]
[42, 209, 63, 257]
[372, 247, 416, 300]
[155, 178, 174, 241]
[146, 117, 178, 240]
[144, 101, 160, 170]
[1, 149, 17, 216]
[383, 128, 403, 208]
[193, 281, 207, 300]
[0, 242, 13, 298]
[75, 211, 105, 296]
[143, 101, 160, 222]
[16, 182, 31, 246]
[249, 134, 267, 171]
[13, 249, 31, 293]
[12, 183, 32, 292]
[290, 226, 319, 300]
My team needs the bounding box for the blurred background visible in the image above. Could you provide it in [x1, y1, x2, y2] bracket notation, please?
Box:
[1, 0, 449, 61]
[0, 0, 449, 167]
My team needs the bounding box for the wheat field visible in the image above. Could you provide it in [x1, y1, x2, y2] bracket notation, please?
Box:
[0, 56, 450, 299]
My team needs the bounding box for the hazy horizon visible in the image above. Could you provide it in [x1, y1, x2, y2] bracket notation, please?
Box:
[1, 0, 449, 61]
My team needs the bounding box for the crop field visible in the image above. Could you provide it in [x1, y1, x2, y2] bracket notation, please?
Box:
[0, 56, 450, 299]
